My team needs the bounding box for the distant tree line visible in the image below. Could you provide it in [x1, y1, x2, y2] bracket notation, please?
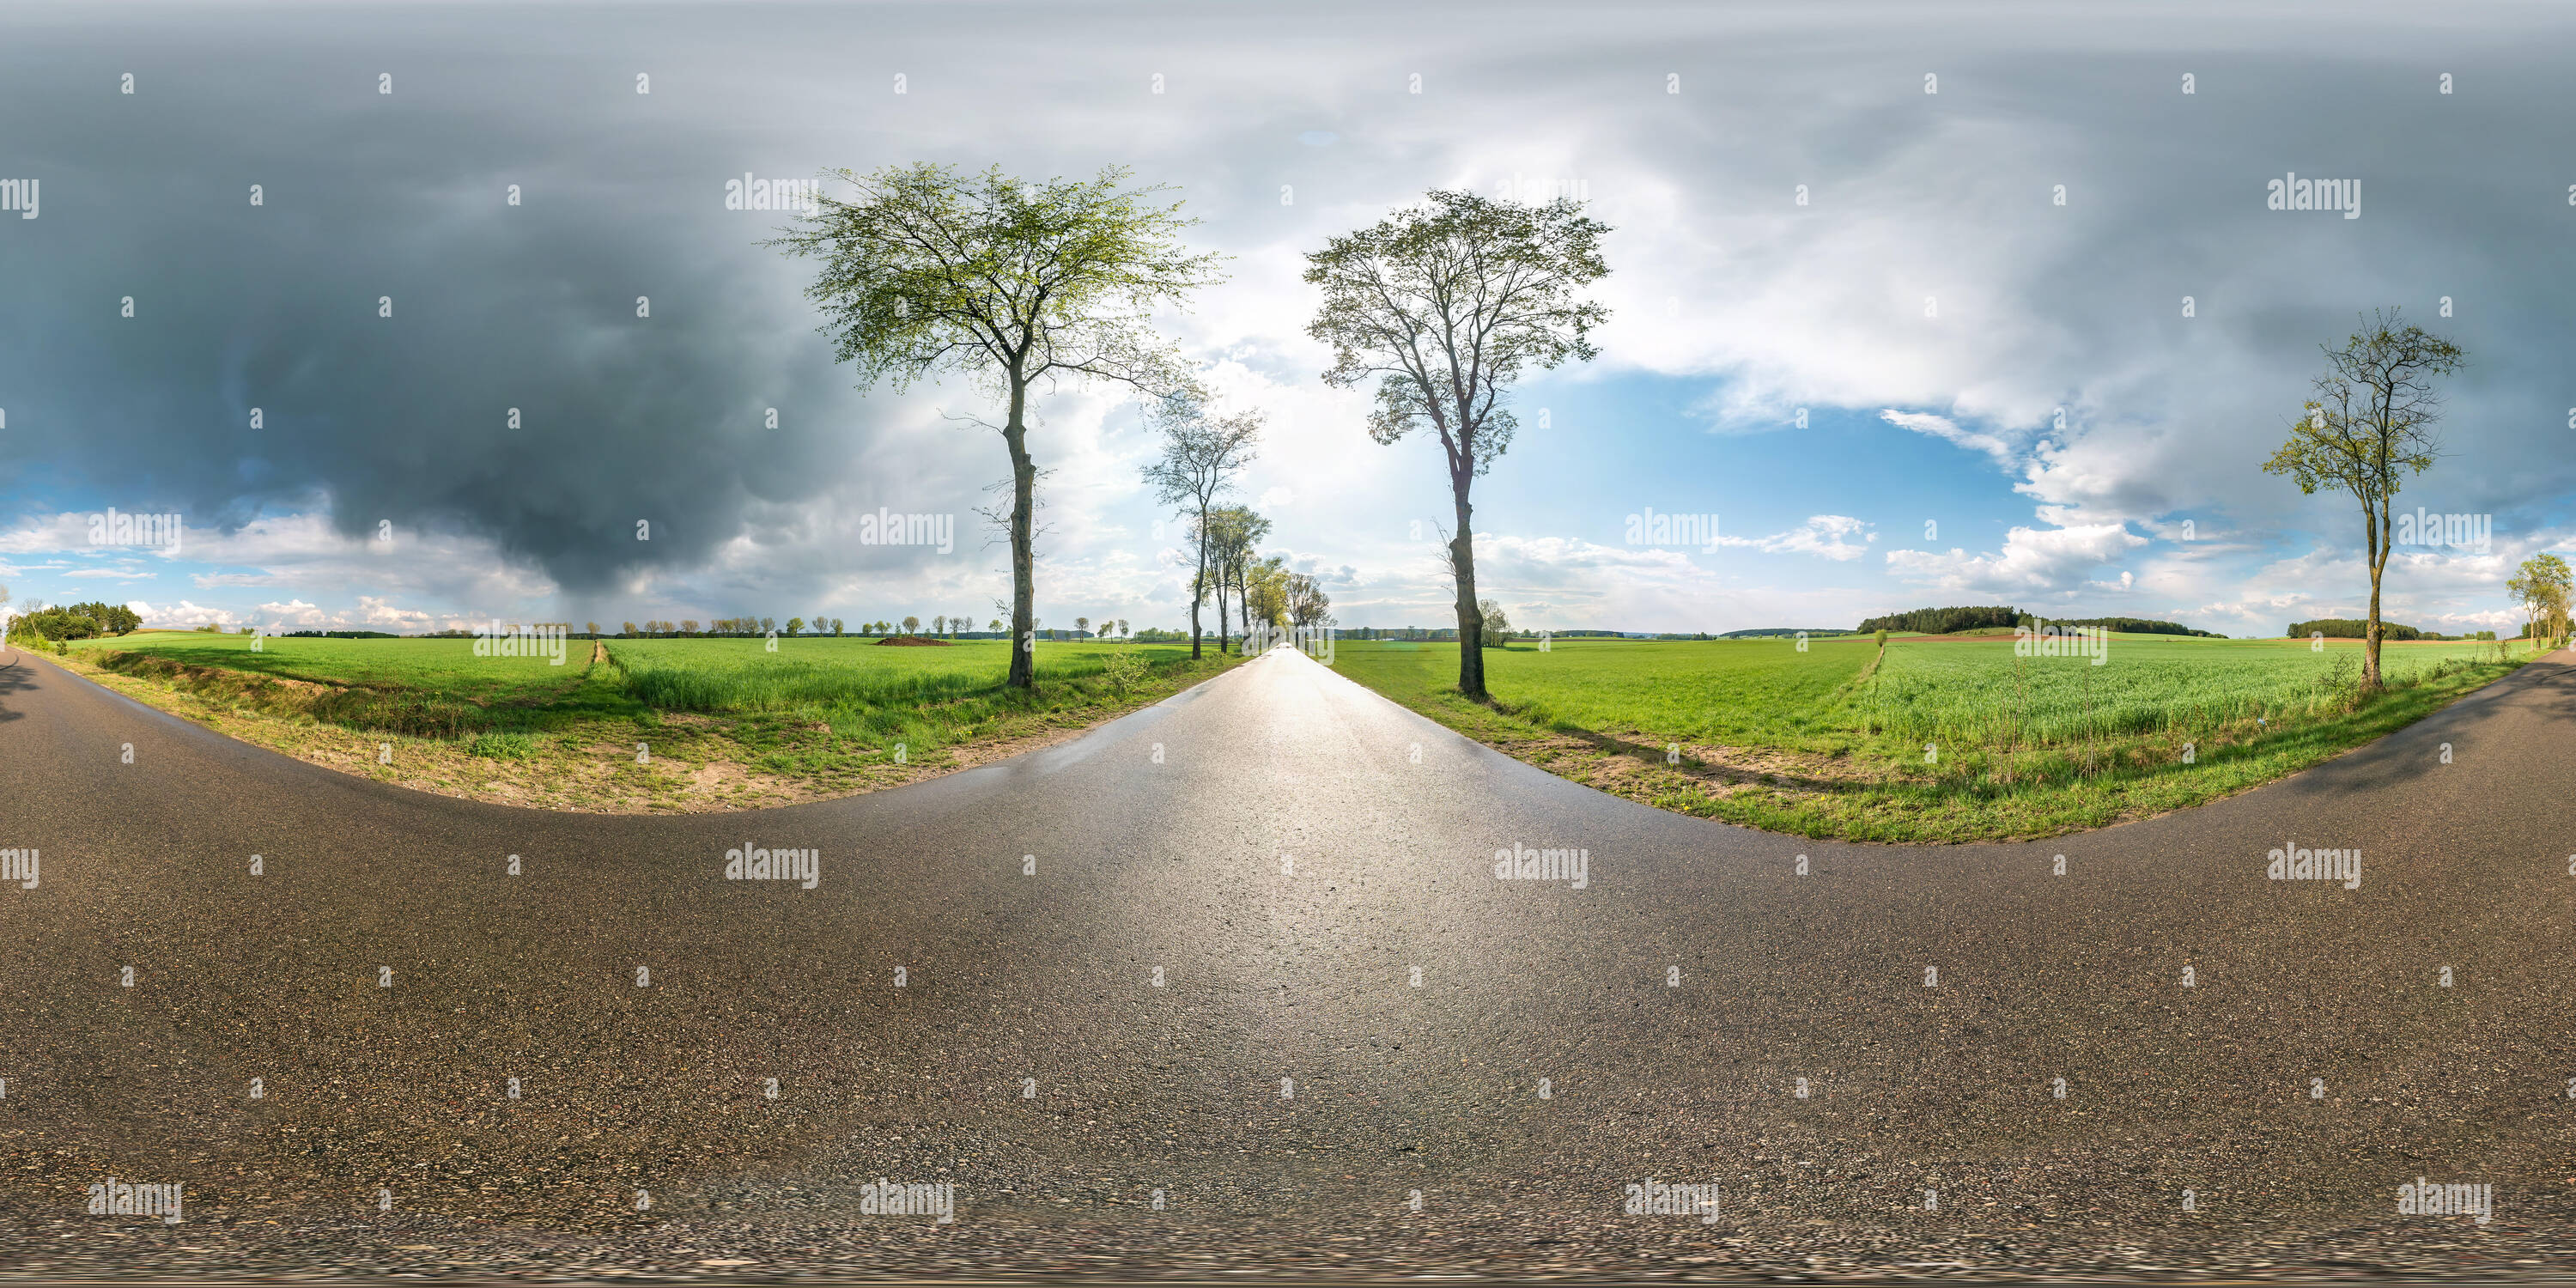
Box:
[1855, 605, 2221, 637]
[2288, 618, 2436, 641]
[1854, 605, 2023, 635]
[6, 599, 143, 641]
[2049, 617, 2223, 638]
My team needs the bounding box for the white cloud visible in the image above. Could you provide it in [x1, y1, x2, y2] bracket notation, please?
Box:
[1878, 410, 2020, 468]
[1713, 514, 1875, 562]
[1886, 523, 2148, 596]
[131, 599, 242, 629]
[358, 596, 435, 628]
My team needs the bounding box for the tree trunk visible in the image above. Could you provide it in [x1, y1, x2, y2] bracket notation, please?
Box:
[1449, 477, 1485, 699]
[1005, 379, 1037, 690]
[1188, 507, 1207, 660]
[2363, 495, 2385, 690]
[1215, 562, 1231, 656]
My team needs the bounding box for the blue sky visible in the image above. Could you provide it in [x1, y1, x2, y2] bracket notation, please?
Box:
[3, 1, 2570, 639]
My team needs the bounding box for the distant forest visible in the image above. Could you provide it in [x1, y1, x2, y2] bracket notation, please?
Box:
[1856, 605, 2223, 638]
[2287, 618, 2438, 641]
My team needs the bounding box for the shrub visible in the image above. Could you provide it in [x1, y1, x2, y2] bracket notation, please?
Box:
[1101, 649, 1151, 696]
[468, 731, 538, 760]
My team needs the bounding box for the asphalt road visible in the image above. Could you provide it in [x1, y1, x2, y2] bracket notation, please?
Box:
[4, 641, 2575, 1281]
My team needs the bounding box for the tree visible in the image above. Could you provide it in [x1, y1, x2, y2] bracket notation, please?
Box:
[1141, 390, 1261, 659]
[1305, 190, 1610, 698]
[902, 615, 921, 635]
[1479, 598, 1510, 647]
[1117, 618, 1130, 640]
[1288, 573, 1334, 630]
[64, 601, 143, 635]
[1247, 557, 1289, 633]
[832, 617, 846, 636]
[932, 615, 946, 635]
[773, 163, 1224, 690]
[682, 619, 701, 635]
[2262, 308, 2464, 689]
[1075, 616, 1090, 638]
[988, 617, 1003, 633]
[1208, 507, 1273, 649]
[621, 621, 637, 637]
[2508, 553, 2571, 647]
[585, 621, 598, 637]
[1196, 506, 1267, 653]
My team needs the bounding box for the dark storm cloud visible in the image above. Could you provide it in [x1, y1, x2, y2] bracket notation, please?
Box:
[0, 6, 971, 592]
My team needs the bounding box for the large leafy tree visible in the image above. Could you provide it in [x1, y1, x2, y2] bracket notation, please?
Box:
[2508, 552, 2571, 646]
[1245, 556, 1289, 633]
[772, 164, 1224, 688]
[1139, 390, 1261, 659]
[1304, 191, 1609, 698]
[1208, 505, 1273, 652]
[1287, 572, 1334, 629]
[2262, 308, 2464, 690]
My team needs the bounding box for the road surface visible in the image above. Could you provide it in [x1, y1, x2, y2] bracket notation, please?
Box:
[3, 641, 2573, 1280]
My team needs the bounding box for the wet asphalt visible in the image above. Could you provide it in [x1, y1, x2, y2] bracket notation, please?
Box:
[4, 641, 2576, 1281]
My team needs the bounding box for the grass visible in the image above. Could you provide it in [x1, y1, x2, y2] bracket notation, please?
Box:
[48, 632, 1242, 813]
[1334, 634, 2530, 843]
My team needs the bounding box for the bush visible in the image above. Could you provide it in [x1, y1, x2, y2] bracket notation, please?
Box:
[1101, 649, 1151, 696]
[468, 731, 538, 760]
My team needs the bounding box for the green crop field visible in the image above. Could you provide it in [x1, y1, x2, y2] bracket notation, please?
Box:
[65, 631, 584, 701]
[52, 632, 1236, 812]
[1334, 634, 2526, 842]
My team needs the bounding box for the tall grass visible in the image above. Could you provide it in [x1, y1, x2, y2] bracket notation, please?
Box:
[1333, 635, 2527, 840]
[1861, 639, 2500, 750]
[619, 658, 1003, 712]
[605, 638, 1165, 714]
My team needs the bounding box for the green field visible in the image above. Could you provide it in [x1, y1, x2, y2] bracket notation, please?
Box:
[1334, 634, 2525, 842]
[54, 632, 1236, 811]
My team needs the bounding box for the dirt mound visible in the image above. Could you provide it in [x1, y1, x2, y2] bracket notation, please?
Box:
[874, 635, 955, 647]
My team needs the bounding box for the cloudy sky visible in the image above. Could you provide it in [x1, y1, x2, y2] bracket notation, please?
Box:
[3, 0, 2570, 637]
